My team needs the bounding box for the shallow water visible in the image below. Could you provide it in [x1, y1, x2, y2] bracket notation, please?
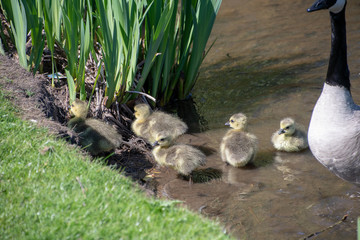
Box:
[154, 0, 360, 239]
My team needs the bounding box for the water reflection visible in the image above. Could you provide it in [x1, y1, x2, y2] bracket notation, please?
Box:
[154, 0, 360, 239]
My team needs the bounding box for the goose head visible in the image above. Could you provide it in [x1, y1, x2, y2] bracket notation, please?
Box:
[152, 132, 173, 148]
[134, 104, 152, 121]
[225, 113, 248, 131]
[69, 99, 88, 119]
[307, 0, 346, 13]
[277, 118, 296, 136]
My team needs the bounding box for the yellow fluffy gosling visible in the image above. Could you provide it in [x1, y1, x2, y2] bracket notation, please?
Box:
[131, 103, 188, 143]
[152, 132, 206, 176]
[271, 117, 308, 152]
[68, 99, 122, 155]
[220, 113, 258, 167]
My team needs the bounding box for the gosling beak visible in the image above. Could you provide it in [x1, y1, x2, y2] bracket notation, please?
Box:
[152, 141, 159, 147]
[225, 122, 230, 126]
[307, 0, 328, 12]
[278, 128, 286, 135]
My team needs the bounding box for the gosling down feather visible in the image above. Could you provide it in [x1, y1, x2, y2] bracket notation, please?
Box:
[220, 113, 258, 167]
[68, 99, 122, 155]
[307, 0, 360, 185]
[152, 132, 206, 176]
[131, 104, 188, 143]
[271, 118, 308, 152]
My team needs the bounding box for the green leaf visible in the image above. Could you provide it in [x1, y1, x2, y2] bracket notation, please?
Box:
[184, 0, 222, 96]
[10, 0, 28, 69]
[135, 1, 174, 93]
[65, 69, 76, 104]
[0, 38, 5, 55]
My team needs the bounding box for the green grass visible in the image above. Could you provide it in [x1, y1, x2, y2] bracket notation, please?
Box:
[0, 90, 231, 239]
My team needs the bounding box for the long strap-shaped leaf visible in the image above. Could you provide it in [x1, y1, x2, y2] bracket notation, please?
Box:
[184, 0, 221, 96]
[10, 0, 27, 69]
[134, 0, 174, 94]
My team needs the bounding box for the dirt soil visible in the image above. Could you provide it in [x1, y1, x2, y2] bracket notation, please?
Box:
[0, 54, 158, 195]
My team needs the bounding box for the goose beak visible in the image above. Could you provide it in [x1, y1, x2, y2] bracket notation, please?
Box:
[307, 0, 328, 12]
[152, 141, 159, 147]
[278, 128, 286, 135]
[225, 122, 230, 126]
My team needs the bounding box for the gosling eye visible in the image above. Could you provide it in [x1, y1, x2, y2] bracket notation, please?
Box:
[160, 138, 165, 142]
[285, 126, 290, 130]
[230, 120, 234, 123]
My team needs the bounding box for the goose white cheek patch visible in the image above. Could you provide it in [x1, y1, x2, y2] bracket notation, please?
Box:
[329, 0, 346, 14]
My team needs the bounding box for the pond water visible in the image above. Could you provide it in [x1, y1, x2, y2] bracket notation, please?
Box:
[154, 0, 360, 239]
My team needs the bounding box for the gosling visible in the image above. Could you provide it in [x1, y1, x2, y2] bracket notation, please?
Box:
[271, 117, 308, 152]
[68, 99, 122, 155]
[220, 113, 258, 167]
[152, 132, 206, 176]
[131, 103, 188, 143]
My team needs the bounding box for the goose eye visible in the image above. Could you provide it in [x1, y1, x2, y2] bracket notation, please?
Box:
[285, 126, 290, 130]
[230, 120, 234, 123]
[160, 138, 165, 142]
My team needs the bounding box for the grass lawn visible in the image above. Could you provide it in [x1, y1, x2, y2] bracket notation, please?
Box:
[0, 90, 231, 239]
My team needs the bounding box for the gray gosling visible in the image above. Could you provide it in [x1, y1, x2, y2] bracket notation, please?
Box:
[152, 132, 206, 176]
[271, 117, 308, 152]
[131, 103, 188, 143]
[220, 113, 258, 167]
[68, 99, 122, 155]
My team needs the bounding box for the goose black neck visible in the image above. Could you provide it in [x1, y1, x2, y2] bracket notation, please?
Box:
[326, 6, 350, 91]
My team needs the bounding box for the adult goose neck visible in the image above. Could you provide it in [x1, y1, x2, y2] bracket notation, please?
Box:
[326, 6, 350, 91]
